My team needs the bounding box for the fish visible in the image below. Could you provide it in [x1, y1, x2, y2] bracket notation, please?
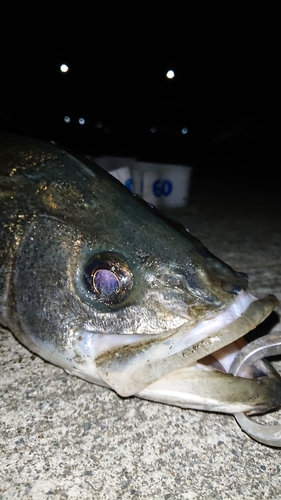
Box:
[1, 133, 281, 444]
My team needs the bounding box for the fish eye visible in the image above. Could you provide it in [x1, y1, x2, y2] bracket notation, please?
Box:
[84, 252, 133, 305]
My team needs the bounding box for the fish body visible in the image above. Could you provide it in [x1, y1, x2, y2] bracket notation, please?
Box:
[0, 134, 280, 424]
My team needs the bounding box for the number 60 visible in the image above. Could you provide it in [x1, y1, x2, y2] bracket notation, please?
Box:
[153, 179, 173, 197]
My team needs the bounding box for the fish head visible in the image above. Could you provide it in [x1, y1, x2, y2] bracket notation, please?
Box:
[1, 135, 280, 417]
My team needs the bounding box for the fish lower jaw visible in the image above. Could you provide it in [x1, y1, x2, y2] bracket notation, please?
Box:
[136, 365, 264, 414]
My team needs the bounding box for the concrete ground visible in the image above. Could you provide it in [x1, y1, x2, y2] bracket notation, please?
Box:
[1, 171, 281, 499]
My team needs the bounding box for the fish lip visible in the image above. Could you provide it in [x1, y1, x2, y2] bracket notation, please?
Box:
[165, 291, 257, 357]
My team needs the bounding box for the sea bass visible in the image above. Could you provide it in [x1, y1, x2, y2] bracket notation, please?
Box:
[1, 134, 281, 444]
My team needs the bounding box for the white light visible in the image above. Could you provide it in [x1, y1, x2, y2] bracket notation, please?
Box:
[150, 127, 156, 133]
[166, 70, 175, 79]
[181, 127, 188, 135]
[60, 64, 69, 73]
[96, 122, 102, 129]
[79, 117, 85, 125]
[64, 116, 71, 123]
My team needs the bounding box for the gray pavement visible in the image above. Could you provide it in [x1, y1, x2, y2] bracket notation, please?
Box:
[1, 180, 281, 499]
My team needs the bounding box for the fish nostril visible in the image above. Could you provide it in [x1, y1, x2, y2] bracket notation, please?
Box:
[169, 267, 197, 290]
[169, 273, 199, 292]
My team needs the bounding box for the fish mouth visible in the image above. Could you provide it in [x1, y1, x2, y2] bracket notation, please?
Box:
[33, 290, 279, 419]
[63, 291, 281, 417]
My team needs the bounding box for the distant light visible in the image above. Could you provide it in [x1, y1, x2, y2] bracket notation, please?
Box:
[96, 122, 102, 129]
[64, 116, 71, 123]
[79, 117, 85, 125]
[166, 70, 175, 79]
[181, 127, 188, 135]
[150, 127, 156, 133]
[60, 64, 69, 73]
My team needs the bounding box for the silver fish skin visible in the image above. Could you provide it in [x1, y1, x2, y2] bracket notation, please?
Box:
[0, 133, 280, 417]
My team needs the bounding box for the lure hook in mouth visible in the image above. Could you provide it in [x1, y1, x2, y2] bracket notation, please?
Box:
[230, 330, 281, 447]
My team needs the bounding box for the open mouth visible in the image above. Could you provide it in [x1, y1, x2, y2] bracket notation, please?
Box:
[94, 290, 281, 446]
[62, 291, 279, 411]
[94, 292, 278, 398]
[33, 289, 280, 446]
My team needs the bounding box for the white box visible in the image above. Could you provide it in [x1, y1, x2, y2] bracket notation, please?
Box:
[133, 162, 192, 208]
[92, 156, 136, 192]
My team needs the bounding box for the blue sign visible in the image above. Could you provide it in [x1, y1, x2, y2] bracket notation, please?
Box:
[153, 179, 173, 197]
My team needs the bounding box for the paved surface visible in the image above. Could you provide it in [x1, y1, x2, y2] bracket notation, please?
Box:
[1, 174, 281, 499]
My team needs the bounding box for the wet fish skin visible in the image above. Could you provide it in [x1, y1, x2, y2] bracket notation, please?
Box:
[0, 134, 245, 340]
[0, 134, 279, 417]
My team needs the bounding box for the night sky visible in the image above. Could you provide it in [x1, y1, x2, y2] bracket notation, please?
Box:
[1, 7, 279, 182]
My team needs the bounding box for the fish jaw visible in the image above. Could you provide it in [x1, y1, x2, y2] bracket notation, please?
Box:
[94, 293, 278, 398]
[21, 290, 280, 415]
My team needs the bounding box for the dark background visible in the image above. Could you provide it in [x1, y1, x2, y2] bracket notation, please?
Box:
[1, 6, 279, 199]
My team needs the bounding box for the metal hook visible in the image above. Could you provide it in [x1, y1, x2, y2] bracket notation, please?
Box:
[230, 331, 281, 447]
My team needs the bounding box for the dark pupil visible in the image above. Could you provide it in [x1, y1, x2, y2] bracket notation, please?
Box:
[93, 269, 120, 296]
